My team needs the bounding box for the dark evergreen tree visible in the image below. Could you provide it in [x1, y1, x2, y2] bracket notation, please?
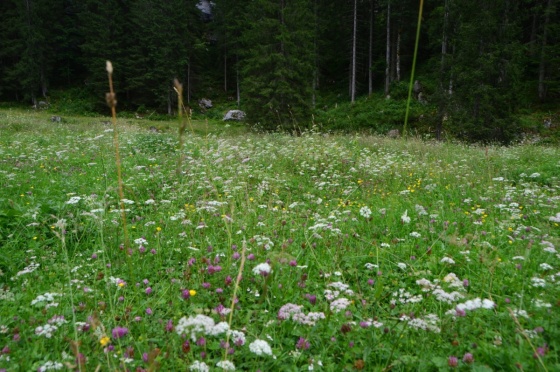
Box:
[127, 0, 203, 112]
[435, 0, 526, 143]
[0, 0, 63, 104]
[78, 0, 131, 109]
[241, 0, 315, 129]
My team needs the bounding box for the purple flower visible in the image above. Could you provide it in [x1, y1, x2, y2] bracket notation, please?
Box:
[232, 252, 241, 260]
[462, 353, 474, 364]
[448, 356, 458, 368]
[296, 337, 310, 350]
[188, 257, 196, 266]
[143, 279, 149, 285]
[134, 316, 142, 322]
[111, 326, 129, 339]
[150, 249, 157, 255]
[305, 294, 317, 305]
[207, 265, 222, 274]
[145, 287, 153, 295]
[225, 276, 232, 286]
[196, 337, 206, 346]
[165, 319, 174, 332]
[146, 308, 153, 315]
[247, 253, 255, 261]
[142, 352, 149, 363]
[182, 289, 190, 299]
[289, 260, 297, 266]
[202, 282, 211, 289]
[216, 288, 223, 294]
[91, 253, 98, 259]
[367, 279, 374, 286]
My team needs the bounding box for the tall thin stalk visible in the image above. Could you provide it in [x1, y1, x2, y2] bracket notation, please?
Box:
[106, 61, 133, 281]
[403, 0, 424, 139]
[174, 78, 187, 177]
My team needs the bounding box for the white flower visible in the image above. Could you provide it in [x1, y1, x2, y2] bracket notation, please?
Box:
[227, 330, 246, 345]
[38, 361, 64, 371]
[66, 196, 81, 204]
[540, 263, 553, 271]
[359, 206, 372, 218]
[409, 231, 421, 238]
[440, 257, 455, 264]
[249, 339, 273, 357]
[397, 262, 407, 270]
[531, 277, 546, 287]
[252, 262, 272, 276]
[216, 360, 236, 371]
[548, 213, 560, 223]
[330, 298, 351, 313]
[401, 210, 411, 224]
[189, 361, 209, 372]
[529, 173, 540, 178]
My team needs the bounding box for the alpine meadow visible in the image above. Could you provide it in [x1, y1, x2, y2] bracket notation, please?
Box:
[1, 0, 560, 371]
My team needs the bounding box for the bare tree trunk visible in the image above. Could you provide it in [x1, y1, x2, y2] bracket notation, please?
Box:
[368, 0, 375, 95]
[437, 0, 450, 141]
[538, 0, 552, 101]
[236, 55, 240, 107]
[224, 46, 227, 92]
[187, 62, 191, 104]
[396, 29, 401, 82]
[351, 0, 357, 103]
[384, 0, 391, 96]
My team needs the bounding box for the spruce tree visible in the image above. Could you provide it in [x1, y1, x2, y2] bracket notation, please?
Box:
[241, 0, 315, 130]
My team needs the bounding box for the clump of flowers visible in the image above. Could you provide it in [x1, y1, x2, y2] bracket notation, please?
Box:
[249, 339, 274, 357]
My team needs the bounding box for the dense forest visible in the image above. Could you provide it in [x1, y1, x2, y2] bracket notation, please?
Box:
[0, 0, 558, 142]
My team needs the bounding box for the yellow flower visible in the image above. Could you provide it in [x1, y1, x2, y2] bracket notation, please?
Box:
[100, 336, 110, 346]
[189, 289, 197, 297]
[118, 282, 125, 288]
[156, 226, 162, 232]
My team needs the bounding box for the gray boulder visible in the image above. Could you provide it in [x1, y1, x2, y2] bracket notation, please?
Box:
[198, 98, 213, 109]
[223, 110, 246, 121]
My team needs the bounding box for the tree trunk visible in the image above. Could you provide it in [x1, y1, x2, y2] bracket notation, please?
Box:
[187, 62, 191, 104]
[538, 0, 552, 101]
[236, 55, 240, 107]
[368, 0, 375, 95]
[396, 29, 401, 82]
[384, 0, 391, 96]
[437, 0, 450, 140]
[224, 46, 227, 92]
[351, 0, 357, 103]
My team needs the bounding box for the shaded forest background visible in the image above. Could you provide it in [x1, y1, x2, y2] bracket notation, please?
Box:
[0, 0, 558, 143]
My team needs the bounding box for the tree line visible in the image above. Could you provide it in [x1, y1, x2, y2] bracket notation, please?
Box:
[0, 0, 558, 141]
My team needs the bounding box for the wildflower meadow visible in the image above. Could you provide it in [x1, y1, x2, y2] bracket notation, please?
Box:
[0, 108, 559, 371]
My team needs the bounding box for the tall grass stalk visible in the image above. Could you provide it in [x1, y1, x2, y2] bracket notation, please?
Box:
[53, 218, 82, 372]
[174, 78, 187, 177]
[223, 241, 247, 363]
[403, 0, 424, 138]
[106, 61, 133, 282]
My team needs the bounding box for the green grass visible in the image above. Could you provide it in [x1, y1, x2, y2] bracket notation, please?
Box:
[0, 108, 559, 371]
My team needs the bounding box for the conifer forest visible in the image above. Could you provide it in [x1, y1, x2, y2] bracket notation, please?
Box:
[0, 0, 559, 142]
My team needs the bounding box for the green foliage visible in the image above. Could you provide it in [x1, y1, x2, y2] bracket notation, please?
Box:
[241, 0, 315, 130]
[315, 94, 433, 134]
[1, 110, 560, 370]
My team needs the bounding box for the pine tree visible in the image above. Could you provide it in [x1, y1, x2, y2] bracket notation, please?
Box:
[241, 0, 315, 130]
